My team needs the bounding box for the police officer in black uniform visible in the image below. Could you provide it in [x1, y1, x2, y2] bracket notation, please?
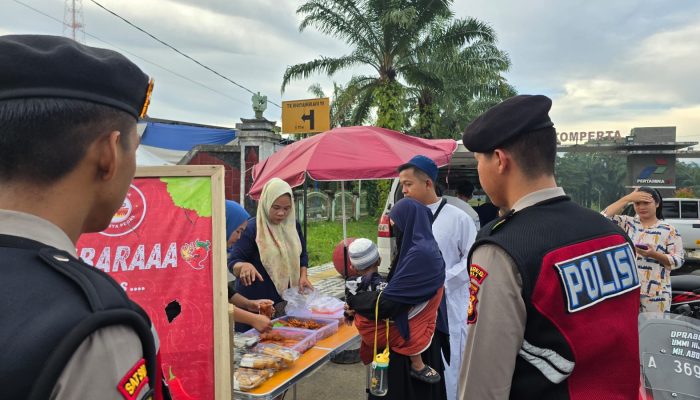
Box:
[0, 35, 167, 400]
[457, 95, 641, 400]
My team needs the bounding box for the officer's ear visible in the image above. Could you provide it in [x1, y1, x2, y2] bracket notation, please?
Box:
[492, 148, 511, 175]
[94, 130, 122, 182]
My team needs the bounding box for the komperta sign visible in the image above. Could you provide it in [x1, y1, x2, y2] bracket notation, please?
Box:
[558, 130, 622, 144]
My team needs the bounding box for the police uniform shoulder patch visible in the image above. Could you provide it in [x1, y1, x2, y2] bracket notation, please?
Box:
[118, 358, 149, 400]
[469, 264, 488, 284]
[554, 243, 640, 313]
[468, 264, 489, 324]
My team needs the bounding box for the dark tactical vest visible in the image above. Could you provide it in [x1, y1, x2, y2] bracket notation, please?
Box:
[0, 235, 158, 400]
[470, 196, 641, 400]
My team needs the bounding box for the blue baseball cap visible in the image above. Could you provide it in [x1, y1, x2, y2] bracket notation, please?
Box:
[399, 155, 438, 182]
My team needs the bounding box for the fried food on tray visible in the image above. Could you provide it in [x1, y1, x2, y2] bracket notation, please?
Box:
[282, 317, 323, 330]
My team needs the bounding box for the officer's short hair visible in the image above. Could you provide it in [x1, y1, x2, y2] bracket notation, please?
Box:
[462, 95, 556, 179]
[498, 127, 557, 178]
[0, 98, 135, 183]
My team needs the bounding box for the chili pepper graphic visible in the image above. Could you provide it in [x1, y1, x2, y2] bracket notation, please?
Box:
[167, 366, 196, 400]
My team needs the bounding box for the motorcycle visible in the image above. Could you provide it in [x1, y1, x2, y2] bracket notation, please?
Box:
[638, 275, 700, 400]
[671, 274, 700, 319]
[638, 312, 700, 399]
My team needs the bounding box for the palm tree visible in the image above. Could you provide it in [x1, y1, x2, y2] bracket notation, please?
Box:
[404, 18, 515, 138]
[282, 0, 499, 131]
[307, 82, 356, 128]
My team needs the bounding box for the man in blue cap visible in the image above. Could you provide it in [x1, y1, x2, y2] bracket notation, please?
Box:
[398, 155, 477, 400]
[457, 95, 640, 399]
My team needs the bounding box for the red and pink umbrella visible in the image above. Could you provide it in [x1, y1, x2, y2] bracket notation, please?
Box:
[249, 126, 456, 199]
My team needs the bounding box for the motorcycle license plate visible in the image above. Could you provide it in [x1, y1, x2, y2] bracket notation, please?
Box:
[642, 352, 700, 398]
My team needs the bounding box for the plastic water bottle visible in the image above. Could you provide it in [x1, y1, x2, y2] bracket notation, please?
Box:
[369, 352, 389, 396]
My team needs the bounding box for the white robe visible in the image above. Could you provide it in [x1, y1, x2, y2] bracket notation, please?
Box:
[443, 195, 480, 229]
[427, 200, 476, 400]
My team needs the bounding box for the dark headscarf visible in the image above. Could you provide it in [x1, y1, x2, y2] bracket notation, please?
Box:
[383, 198, 445, 339]
[225, 200, 250, 243]
[637, 186, 664, 220]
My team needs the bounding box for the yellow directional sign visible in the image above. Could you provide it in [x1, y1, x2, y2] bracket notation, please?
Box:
[282, 97, 330, 134]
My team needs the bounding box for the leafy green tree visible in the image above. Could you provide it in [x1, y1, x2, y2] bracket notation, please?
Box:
[307, 82, 356, 128]
[556, 152, 626, 210]
[676, 161, 700, 195]
[282, 0, 500, 131]
[404, 18, 515, 138]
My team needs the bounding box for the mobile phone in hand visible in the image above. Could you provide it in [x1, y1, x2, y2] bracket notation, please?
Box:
[635, 243, 649, 250]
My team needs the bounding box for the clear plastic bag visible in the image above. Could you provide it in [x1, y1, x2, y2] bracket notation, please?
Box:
[282, 287, 316, 316]
[234, 367, 275, 391]
[308, 295, 344, 315]
[282, 287, 344, 317]
[255, 343, 300, 367]
[234, 333, 260, 349]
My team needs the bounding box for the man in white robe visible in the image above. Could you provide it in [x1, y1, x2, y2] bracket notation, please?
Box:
[398, 155, 476, 400]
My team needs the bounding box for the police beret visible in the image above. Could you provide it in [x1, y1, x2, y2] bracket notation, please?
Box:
[462, 95, 554, 152]
[0, 34, 153, 119]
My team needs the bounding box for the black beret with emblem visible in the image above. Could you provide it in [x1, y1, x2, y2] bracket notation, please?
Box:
[0, 34, 153, 119]
[462, 94, 554, 152]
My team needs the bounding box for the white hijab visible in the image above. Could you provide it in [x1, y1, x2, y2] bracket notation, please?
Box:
[256, 178, 302, 296]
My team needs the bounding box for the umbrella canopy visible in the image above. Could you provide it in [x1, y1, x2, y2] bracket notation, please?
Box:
[249, 126, 457, 199]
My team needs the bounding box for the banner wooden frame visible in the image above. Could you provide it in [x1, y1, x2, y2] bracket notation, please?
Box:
[134, 165, 230, 400]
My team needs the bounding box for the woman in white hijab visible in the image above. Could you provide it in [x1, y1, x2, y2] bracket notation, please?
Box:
[229, 178, 313, 330]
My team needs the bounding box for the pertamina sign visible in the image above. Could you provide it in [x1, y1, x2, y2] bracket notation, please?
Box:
[282, 97, 330, 134]
[558, 130, 622, 144]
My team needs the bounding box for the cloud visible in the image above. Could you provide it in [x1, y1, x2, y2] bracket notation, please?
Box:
[4, 0, 700, 135]
[552, 103, 700, 144]
[551, 12, 700, 143]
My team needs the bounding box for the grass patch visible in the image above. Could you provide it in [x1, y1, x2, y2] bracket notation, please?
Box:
[305, 217, 379, 267]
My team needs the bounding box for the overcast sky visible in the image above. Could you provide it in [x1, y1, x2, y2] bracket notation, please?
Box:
[3, 0, 700, 143]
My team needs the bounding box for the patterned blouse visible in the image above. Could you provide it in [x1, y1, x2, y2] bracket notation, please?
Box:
[607, 215, 684, 302]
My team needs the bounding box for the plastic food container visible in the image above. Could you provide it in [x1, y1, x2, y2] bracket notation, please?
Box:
[286, 309, 345, 325]
[245, 327, 317, 354]
[234, 367, 275, 391]
[308, 296, 345, 315]
[272, 316, 340, 340]
[254, 343, 300, 367]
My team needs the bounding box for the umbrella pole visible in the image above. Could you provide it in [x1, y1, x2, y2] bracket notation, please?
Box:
[341, 180, 349, 298]
[341, 180, 348, 242]
[303, 173, 308, 242]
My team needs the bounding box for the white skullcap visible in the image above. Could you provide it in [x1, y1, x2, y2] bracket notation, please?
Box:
[348, 238, 380, 271]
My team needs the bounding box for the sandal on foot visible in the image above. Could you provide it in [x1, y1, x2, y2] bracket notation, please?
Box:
[410, 365, 441, 384]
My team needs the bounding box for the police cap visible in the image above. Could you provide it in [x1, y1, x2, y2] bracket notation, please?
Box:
[462, 95, 554, 152]
[0, 34, 153, 119]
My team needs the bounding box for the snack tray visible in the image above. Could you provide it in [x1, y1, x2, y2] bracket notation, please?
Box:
[272, 316, 340, 340]
[244, 326, 317, 354]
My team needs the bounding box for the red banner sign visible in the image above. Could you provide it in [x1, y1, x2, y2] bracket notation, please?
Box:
[77, 176, 218, 399]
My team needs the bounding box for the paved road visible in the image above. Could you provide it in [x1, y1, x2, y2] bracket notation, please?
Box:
[294, 360, 367, 400]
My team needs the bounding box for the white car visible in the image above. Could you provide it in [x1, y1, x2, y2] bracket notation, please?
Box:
[662, 198, 700, 261]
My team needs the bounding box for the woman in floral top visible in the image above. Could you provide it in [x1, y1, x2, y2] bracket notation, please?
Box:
[603, 187, 684, 312]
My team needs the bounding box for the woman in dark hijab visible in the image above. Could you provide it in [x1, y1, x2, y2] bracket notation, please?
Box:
[347, 197, 447, 400]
